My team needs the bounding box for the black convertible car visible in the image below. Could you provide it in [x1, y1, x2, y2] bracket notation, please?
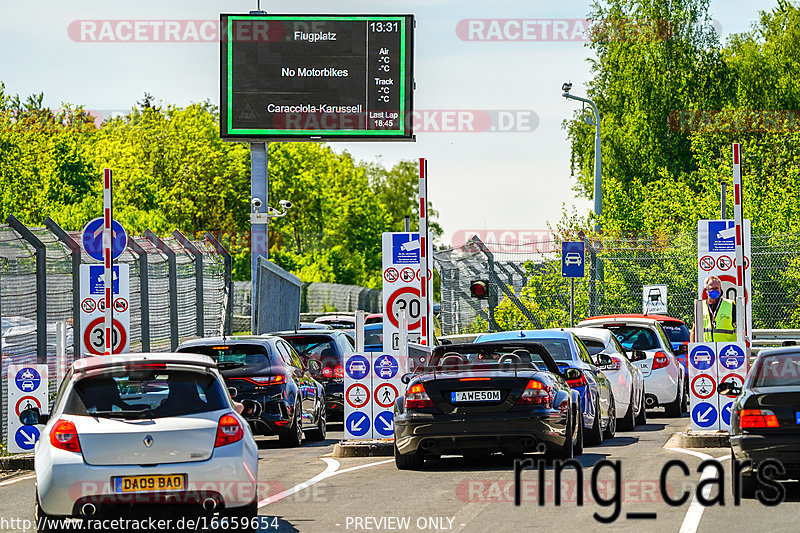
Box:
[393, 342, 583, 469]
[724, 346, 800, 498]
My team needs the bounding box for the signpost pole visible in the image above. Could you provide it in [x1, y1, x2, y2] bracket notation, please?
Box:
[355, 310, 365, 353]
[569, 278, 575, 327]
[251, 142, 269, 334]
[418, 158, 432, 346]
[103, 168, 113, 356]
[732, 144, 746, 343]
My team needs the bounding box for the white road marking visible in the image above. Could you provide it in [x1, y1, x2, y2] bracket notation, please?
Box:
[668, 446, 720, 533]
[0, 473, 35, 487]
[258, 457, 393, 508]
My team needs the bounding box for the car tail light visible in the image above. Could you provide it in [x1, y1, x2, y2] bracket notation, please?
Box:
[603, 357, 622, 371]
[215, 414, 244, 447]
[125, 363, 167, 371]
[334, 364, 344, 378]
[241, 375, 285, 385]
[566, 374, 588, 388]
[50, 420, 81, 453]
[405, 383, 434, 409]
[652, 352, 670, 370]
[517, 380, 551, 406]
[322, 367, 333, 378]
[740, 409, 780, 429]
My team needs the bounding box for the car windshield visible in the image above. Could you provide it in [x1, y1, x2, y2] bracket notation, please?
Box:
[179, 344, 270, 369]
[282, 335, 341, 376]
[64, 369, 228, 419]
[660, 322, 690, 343]
[364, 328, 383, 346]
[752, 354, 800, 388]
[605, 326, 659, 351]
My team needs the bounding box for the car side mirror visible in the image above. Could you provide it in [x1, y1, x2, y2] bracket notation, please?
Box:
[631, 351, 647, 362]
[306, 359, 322, 373]
[718, 382, 742, 397]
[20, 407, 47, 426]
[401, 373, 413, 385]
[562, 368, 583, 382]
[228, 387, 238, 398]
[597, 354, 613, 367]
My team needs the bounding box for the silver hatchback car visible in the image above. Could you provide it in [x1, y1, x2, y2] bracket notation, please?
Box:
[22, 354, 259, 530]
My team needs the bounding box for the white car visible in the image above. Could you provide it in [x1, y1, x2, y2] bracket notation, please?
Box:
[23, 354, 259, 529]
[568, 328, 647, 430]
[564, 253, 582, 266]
[577, 317, 688, 417]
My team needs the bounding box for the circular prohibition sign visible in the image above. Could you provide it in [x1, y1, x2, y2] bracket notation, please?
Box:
[16, 395, 42, 417]
[345, 383, 370, 409]
[374, 382, 399, 408]
[386, 286, 422, 330]
[691, 374, 716, 400]
[83, 317, 127, 355]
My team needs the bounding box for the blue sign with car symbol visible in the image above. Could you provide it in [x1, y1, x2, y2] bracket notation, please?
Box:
[374, 354, 398, 380]
[346, 355, 370, 380]
[15, 367, 41, 392]
[718, 344, 745, 370]
[689, 346, 715, 371]
[561, 242, 585, 278]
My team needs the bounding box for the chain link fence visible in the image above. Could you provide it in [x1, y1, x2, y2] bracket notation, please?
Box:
[435, 232, 800, 336]
[0, 219, 232, 446]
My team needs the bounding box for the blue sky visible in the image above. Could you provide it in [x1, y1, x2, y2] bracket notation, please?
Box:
[0, 0, 782, 245]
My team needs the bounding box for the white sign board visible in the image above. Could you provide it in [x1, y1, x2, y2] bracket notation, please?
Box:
[697, 220, 752, 337]
[642, 285, 667, 314]
[688, 342, 748, 431]
[382, 233, 427, 357]
[343, 352, 403, 440]
[79, 263, 130, 356]
[7, 364, 48, 453]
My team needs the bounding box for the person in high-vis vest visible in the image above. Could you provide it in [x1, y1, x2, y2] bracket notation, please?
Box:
[690, 275, 737, 342]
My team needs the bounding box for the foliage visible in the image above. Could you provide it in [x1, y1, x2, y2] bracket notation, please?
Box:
[0, 85, 437, 288]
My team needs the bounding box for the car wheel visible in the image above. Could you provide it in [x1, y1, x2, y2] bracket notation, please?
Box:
[573, 409, 584, 456]
[278, 399, 303, 448]
[603, 395, 616, 440]
[306, 403, 327, 441]
[634, 389, 647, 426]
[394, 441, 424, 470]
[585, 398, 604, 446]
[664, 383, 683, 417]
[618, 389, 636, 431]
[552, 410, 574, 460]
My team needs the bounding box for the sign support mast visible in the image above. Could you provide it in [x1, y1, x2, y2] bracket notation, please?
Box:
[103, 168, 113, 355]
[732, 143, 746, 344]
[418, 158, 432, 346]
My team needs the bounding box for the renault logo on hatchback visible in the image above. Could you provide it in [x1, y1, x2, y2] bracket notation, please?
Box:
[143, 435, 154, 447]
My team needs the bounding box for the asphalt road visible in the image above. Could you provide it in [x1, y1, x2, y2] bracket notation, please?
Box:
[2, 411, 800, 533]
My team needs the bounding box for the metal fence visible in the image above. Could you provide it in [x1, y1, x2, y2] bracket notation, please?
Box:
[435, 232, 800, 336]
[0, 217, 232, 444]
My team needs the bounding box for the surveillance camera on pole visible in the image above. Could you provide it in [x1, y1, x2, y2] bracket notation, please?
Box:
[250, 198, 293, 224]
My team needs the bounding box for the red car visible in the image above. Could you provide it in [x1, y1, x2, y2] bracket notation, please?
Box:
[584, 314, 690, 370]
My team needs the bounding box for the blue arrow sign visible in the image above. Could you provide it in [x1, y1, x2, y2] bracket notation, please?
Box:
[346, 411, 371, 437]
[718, 344, 745, 370]
[345, 355, 370, 381]
[374, 355, 398, 380]
[15, 426, 39, 451]
[692, 402, 718, 428]
[374, 411, 395, 437]
[689, 345, 715, 371]
[15, 367, 41, 392]
[82, 218, 128, 262]
[721, 402, 733, 426]
[561, 241, 585, 278]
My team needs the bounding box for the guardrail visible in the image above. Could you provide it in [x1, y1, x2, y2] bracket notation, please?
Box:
[751, 329, 800, 354]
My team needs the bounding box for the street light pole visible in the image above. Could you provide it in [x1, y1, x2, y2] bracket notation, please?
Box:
[562, 83, 602, 234]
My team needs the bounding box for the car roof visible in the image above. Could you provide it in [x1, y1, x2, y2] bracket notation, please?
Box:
[271, 330, 339, 338]
[178, 336, 275, 348]
[578, 316, 663, 327]
[314, 314, 355, 322]
[72, 353, 217, 372]
[364, 323, 383, 330]
[756, 346, 800, 358]
[566, 327, 611, 341]
[477, 329, 572, 341]
[584, 314, 685, 324]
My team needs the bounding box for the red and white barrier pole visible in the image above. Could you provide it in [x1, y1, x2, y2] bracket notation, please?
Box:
[418, 158, 432, 346]
[103, 168, 113, 355]
[732, 144, 746, 343]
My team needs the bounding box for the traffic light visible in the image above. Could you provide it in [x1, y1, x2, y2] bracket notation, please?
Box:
[470, 280, 489, 299]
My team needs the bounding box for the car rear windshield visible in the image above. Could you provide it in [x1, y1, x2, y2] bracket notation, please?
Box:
[429, 349, 541, 372]
[364, 329, 383, 347]
[605, 326, 659, 351]
[753, 354, 800, 388]
[660, 322, 690, 343]
[531, 339, 573, 361]
[315, 320, 353, 330]
[64, 369, 229, 419]
[178, 344, 270, 370]
[282, 335, 341, 375]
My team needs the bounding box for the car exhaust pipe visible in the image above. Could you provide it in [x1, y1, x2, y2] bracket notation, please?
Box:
[520, 437, 536, 449]
[202, 498, 217, 512]
[645, 395, 657, 407]
[420, 440, 436, 450]
[81, 503, 96, 517]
